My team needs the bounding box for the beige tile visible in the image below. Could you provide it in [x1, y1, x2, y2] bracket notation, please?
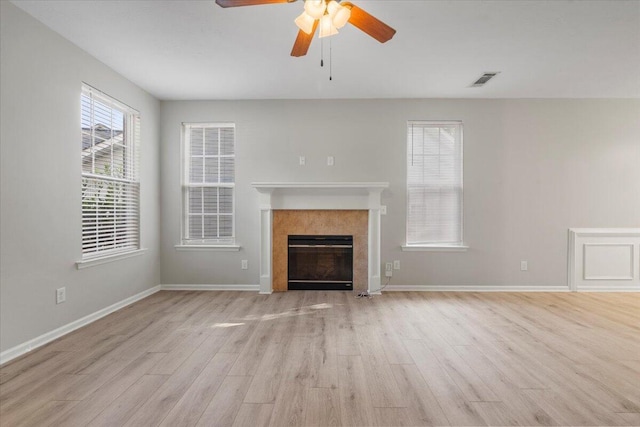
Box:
[272, 210, 368, 292]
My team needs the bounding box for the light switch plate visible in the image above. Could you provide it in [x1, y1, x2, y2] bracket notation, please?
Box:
[299, 156, 306, 166]
[380, 205, 387, 215]
[327, 156, 334, 166]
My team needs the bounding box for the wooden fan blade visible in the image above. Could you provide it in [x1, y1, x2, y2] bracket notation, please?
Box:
[342, 2, 396, 43]
[215, 0, 296, 8]
[291, 20, 318, 57]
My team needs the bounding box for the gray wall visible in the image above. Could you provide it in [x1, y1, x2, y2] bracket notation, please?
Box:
[160, 99, 640, 288]
[0, 2, 161, 352]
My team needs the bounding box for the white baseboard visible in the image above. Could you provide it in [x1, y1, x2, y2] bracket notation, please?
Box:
[570, 285, 640, 292]
[0, 285, 161, 366]
[384, 285, 572, 292]
[163, 284, 575, 292]
[161, 284, 260, 291]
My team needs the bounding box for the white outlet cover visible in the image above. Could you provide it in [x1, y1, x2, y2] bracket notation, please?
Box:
[380, 205, 387, 215]
[56, 287, 66, 304]
[241, 260, 248, 270]
[327, 156, 334, 166]
[299, 156, 305, 166]
[520, 261, 528, 271]
[393, 260, 400, 270]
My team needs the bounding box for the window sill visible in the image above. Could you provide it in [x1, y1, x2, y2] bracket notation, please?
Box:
[401, 245, 469, 252]
[76, 248, 148, 269]
[175, 244, 241, 252]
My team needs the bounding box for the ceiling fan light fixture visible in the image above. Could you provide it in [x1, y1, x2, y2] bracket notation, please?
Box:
[319, 13, 339, 38]
[215, 0, 396, 58]
[294, 11, 315, 34]
[304, 0, 326, 20]
[326, 0, 340, 17]
[332, 6, 351, 29]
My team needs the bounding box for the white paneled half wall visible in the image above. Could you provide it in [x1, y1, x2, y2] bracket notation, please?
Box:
[568, 229, 640, 291]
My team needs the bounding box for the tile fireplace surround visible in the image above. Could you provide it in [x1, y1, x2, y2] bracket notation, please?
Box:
[252, 182, 389, 294]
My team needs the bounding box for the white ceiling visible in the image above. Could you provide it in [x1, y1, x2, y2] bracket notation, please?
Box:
[12, 0, 640, 100]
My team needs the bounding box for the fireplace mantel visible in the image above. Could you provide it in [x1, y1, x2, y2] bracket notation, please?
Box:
[251, 182, 389, 294]
[252, 182, 388, 210]
[252, 182, 389, 191]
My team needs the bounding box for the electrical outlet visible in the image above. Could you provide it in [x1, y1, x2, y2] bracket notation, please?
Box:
[299, 156, 306, 166]
[56, 287, 66, 304]
[520, 261, 528, 271]
[241, 260, 248, 270]
[385, 262, 393, 272]
[385, 270, 393, 277]
[380, 205, 387, 215]
[393, 260, 400, 270]
[327, 156, 334, 166]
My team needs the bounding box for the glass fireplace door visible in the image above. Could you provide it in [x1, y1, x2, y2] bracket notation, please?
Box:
[288, 235, 353, 290]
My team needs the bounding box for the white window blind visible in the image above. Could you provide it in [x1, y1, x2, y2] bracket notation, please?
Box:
[182, 123, 235, 244]
[81, 85, 140, 258]
[407, 121, 463, 246]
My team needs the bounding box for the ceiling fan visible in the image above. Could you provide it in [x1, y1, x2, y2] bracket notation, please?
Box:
[215, 0, 396, 57]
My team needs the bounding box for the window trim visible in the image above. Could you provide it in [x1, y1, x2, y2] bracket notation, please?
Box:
[174, 244, 241, 252]
[79, 84, 141, 262]
[405, 120, 466, 250]
[180, 122, 237, 246]
[76, 248, 147, 269]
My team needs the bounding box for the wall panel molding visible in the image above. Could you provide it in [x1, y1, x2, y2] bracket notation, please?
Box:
[568, 228, 640, 292]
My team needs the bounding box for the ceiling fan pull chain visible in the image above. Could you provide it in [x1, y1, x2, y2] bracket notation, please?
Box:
[320, 37, 324, 67]
[329, 38, 333, 81]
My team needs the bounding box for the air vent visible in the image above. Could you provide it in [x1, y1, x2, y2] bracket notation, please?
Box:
[471, 72, 500, 87]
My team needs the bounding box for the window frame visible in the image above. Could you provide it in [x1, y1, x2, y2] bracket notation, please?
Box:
[403, 120, 467, 252]
[179, 122, 238, 249]
[79, 84, 142, 263]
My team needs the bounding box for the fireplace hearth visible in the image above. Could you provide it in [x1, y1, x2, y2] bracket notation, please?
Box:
[288, 235, 353, 290]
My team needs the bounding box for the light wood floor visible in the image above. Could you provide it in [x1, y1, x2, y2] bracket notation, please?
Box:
[1, 291, 639, 426]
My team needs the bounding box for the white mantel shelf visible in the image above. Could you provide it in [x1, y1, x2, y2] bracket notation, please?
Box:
[251, 182, 389, 211]
[252, 182, 389, 190]
[251, 182, 389, 200]
[252, 182, 389, 294]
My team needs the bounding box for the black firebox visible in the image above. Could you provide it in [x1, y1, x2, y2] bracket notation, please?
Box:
[287, 235, 353, 291]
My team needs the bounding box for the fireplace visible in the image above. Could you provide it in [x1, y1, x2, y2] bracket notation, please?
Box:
[288, 235, 353, 290]
[252, 182, 389, 294]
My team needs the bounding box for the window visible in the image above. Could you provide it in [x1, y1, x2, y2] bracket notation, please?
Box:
[81, 85, 140, 258]
[182, 123, 235, 245]
[406, 121, 464, 247]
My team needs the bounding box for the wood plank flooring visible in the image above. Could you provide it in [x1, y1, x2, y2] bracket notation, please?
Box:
[1, 291, 639, 426]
